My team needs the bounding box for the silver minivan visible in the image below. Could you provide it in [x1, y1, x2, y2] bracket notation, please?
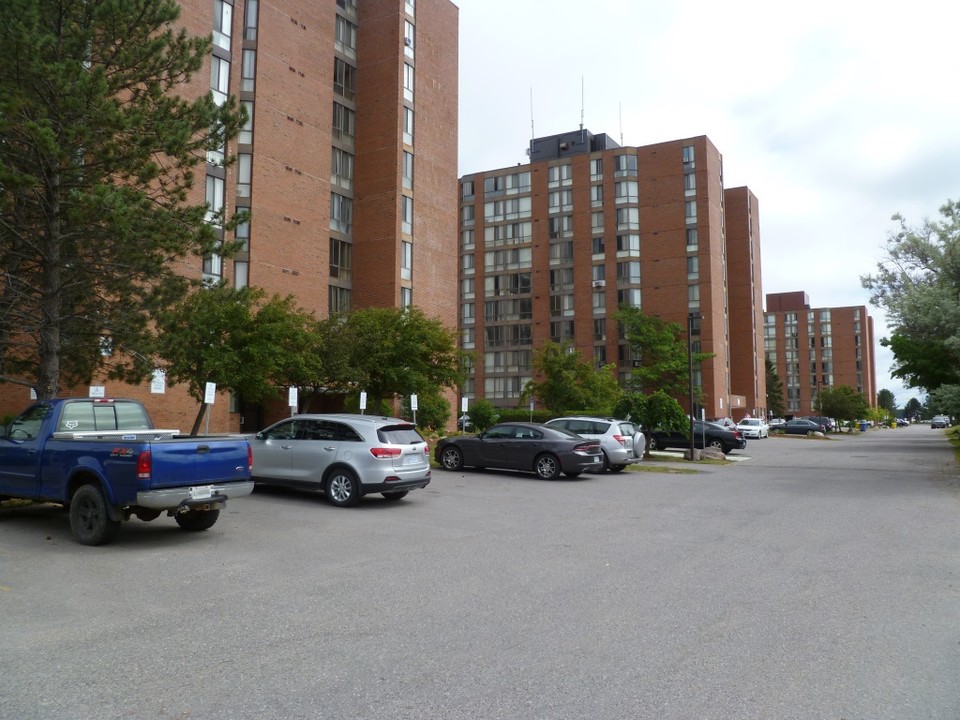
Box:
[249, 414, 431, 506]
[544, 416, 644, 472]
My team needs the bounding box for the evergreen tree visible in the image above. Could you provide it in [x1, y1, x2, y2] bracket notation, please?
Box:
[765, 358, 785, 418]
[0, 0, 245, 397]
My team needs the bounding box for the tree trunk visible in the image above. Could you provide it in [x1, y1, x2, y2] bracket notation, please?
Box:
[37, 171, 63, 399]
[190, 403, 207, 437]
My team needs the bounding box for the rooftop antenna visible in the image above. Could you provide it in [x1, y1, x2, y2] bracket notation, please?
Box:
[580, 76, 585, 139]
[530, 88, 535, 141]
[619, 102, 624, 146]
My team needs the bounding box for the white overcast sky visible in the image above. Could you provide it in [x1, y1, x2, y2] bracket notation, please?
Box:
[454, 0, 960, 406]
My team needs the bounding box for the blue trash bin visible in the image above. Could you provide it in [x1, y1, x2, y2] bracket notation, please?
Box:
[860, 421, 869, 432]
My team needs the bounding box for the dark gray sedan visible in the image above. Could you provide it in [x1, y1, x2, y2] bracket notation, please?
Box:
[435, 422, 602, 480]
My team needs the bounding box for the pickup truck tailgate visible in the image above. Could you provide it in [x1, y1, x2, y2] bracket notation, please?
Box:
[146, 438, 251, 488]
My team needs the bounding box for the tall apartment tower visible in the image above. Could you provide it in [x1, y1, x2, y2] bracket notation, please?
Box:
[458, 130, 763, 419]
[764, 292, 877, 415]
[0, 0, 460, 429]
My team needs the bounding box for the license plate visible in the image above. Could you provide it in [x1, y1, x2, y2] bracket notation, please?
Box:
[189, 485, 214, 500]
[402, 453, 422, 466]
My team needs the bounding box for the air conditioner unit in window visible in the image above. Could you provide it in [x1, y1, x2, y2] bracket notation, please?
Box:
[404, 37, 413, 47]
[592, 280, 606, 288]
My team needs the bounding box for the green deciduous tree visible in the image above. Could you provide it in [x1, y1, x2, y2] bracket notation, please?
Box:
[322, 307, 465, 413]
[465, 398, 499, 432]
[903, 397, 923, 420]
[524, 340, 621, 416]
[818, 385, 869, 431]
[613, 390, 687, 457]
[862, 200, 960, 405]
[0, 0, 246, 398]
[765, 358, 785, 418]
[155, 285, 317, 435]
[616, 308, 713, 400]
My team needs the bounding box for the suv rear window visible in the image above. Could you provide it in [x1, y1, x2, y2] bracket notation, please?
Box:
[378, 424, 424, 445]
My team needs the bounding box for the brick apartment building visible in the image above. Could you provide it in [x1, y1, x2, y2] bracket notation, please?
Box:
[764, 291, 877, 416]
[458, 129, 767, 420]
[0, 0, 460, 431]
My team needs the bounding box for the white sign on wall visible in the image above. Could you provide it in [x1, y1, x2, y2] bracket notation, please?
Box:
[88, 386, 106, 398]
[150, 369, 166, 394]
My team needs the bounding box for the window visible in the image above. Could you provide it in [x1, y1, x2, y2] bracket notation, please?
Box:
[244, 0, 258, 40]
[462, 327, 475, 349]
[592, 237, 605, 254]
[550, 267, 574, 291]
[484, 197, 532, 221]
[329, 285, 351, 314]
[548, 241, 573, 264]
[485, 247, 532, 271]
[684, 172, 696, 196]
[617, 261, 641, 284]
[203, 251, 222, 280]
[547, 164, 573, 187]
[615, 181, 638, 203]
[483, 171, 530, 196]
[337, 0, 358, 15]
[210, 56, 230, 106]
[404, 20, 415, 57]
[333, 58, 356, 100]
[405, 0, 415, 15]
[461, 204, 474, 224]
[547, 190, 573, 213]
[237, 153, 252, 197]
[205, 175, 225, 226]
[401, 241, 412, 280]
[241, 50, 256, 92]
[330, 238, 352, 281]
[591, 211, 605, 233]
[686, 227, 698, 249]
[550, 320, 575, 342]
[687, 255, 699, 279]
[548, 215, 573, 238]
[331, 147, 354, 190]
[462, 180, 474, 198]
[484, 298, 532, 322]
[461, 277, 474, 298]
[590, 158, 603, 181]
[485, 272, 531, 296]
[333, 102, 355, 143]
[235, 218, 249, 251]
[616, 234, 639, 254]
[238, 101, 254, 144]
[617, 288, 641, 308]
[234, 261, 248, 289]
[403, 150, 413, 190]
[330, 193, 352, 233]
[335, 16, 357, 59]
[682, 145, 695, 168]
[485, 222, 531, 246]
[403, 63, 415, 102]
[616, 207, 639, 230]
[462, 254, 474, 271]
[213, 0, 232, 50]
[403, 107, 414, 145]
[590, 185, 603, 207]
[614, 154, 637, 176]
[549, 294, 575, 318]
[592, 264, 605, 283]
[401, 287, 412, 309]
[461, 303, 475, 324]
[688, 284, 700, 309]
[685, 200, 697, 222]
[402, 196, 413, 235]
[461, 229, 475, 249]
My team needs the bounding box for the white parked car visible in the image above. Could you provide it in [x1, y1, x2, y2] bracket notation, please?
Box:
[736, 417, 769, 439]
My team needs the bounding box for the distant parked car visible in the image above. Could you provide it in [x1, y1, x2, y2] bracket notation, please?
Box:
[648, 421, 746, 455]
[768, 418, 786, 429]
[896, 418, 910, 427]
[931, 415, 950, 429]
[249, 414, 431, 507]
[707, 417, 737, 430]
[736, 417, 769, 439]
[545, 416, 644, 472]
[775, 418, 824, 436]
[435, 422, 603, 480]
[803, 416, 835, 432]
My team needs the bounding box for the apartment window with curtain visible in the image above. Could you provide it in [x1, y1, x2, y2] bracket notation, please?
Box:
[330, 193, 352, 233]
[331, 147, 354, 190]
[244, 0, 258, 40]
[241, 50, 256, 92]
[403, 107, 414, 145]
[403, 64, 415, 102]
[236, 154, 252, 197]
[210, 56, 230, 106]
[330, 238, 352, 281]
[335, 16, 357, 59]
[205, 175, 225, 227]
[401, 241, 413, 280]
[333, 58, 356, 100]
[402, 151, 414, 189]
[238, 101, 254, 144]
[213, 1, 232, 50]
[404, 20, 415, 58]
[333, 103, 355, 144]
[402, 196, 413, 235]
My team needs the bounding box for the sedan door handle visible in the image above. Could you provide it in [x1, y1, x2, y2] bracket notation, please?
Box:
[281, 444, 293, 450]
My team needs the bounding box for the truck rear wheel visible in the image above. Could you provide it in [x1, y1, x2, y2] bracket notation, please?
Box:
[70, 484, 121, 546]
[175, 508, 220, 532]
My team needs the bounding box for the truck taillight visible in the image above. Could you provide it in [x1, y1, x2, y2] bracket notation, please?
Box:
[248, 444, 254, 470]
[137, 450, 152, 479]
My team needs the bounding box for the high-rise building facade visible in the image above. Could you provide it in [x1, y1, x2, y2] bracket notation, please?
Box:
[0, 0, 460, 431]
[764, 292, 877, 415]
[458, 129, 764, 420]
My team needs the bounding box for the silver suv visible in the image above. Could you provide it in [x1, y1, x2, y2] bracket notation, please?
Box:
[544, 416, 644, 472]
[248, 414, 431, 507]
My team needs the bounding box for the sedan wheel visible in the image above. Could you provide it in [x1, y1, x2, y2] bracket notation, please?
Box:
[534, 453, 561, 480]
[439, 446, 464, 471]
[708, 438, 724, 451]
[648, 436, 659, 451]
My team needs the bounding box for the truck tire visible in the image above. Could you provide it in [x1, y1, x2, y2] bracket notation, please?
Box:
[70, 484, 121, 546]
[175, 508, 220, 532]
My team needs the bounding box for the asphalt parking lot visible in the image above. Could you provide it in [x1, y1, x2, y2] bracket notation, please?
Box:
[2, 425, 959, 719]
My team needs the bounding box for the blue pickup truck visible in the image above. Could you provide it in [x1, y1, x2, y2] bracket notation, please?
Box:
[0, 397, 254, 545]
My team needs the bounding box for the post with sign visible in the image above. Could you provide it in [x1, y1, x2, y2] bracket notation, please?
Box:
[204, 381, 217, 435]
[461, 397, 468, 431]
[288, 387, 298, 417]
[410, 393, 418, 426]
[359, 391, 367, 415]
[529, 397, 534, 422]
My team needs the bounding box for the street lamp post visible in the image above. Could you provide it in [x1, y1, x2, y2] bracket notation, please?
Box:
[687, 312, 701, 461]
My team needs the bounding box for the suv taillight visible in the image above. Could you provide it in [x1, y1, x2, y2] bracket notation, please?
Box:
[613, 434, 627, 446]
[369, 447, 402, 459]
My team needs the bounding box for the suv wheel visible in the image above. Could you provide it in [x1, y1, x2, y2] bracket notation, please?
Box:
[326, 468, 360, 507]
